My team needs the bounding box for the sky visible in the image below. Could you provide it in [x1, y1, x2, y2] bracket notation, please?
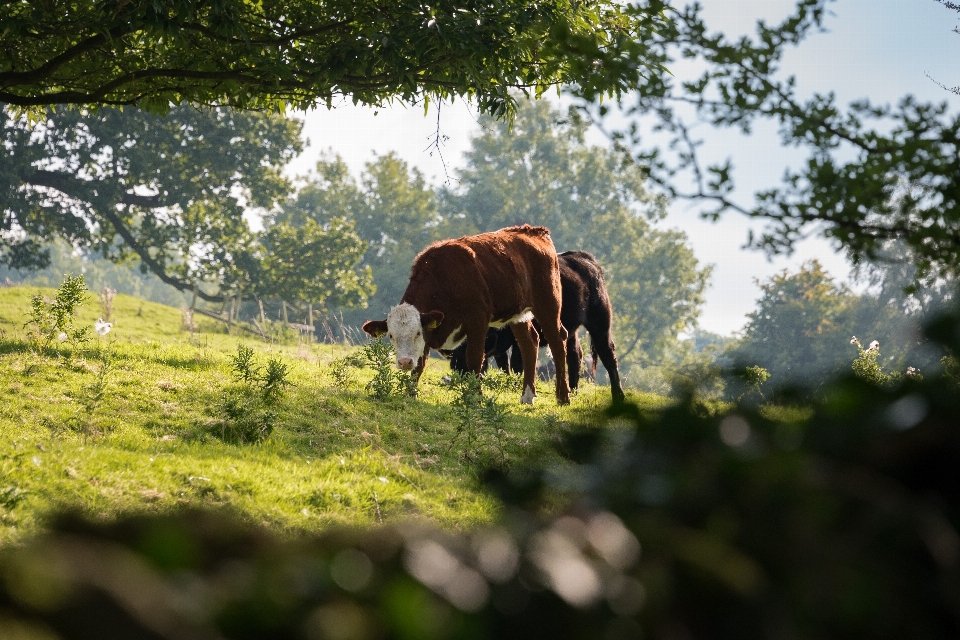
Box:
[284, 0, 960, 336]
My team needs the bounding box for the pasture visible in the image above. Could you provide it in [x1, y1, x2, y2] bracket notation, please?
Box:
[0, 285, 663, 545]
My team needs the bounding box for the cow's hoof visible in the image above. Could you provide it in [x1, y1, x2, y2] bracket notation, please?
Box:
[521, 385, 536, 404]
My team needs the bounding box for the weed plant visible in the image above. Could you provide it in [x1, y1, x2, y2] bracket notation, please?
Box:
[25, 274, 91, 351]
[72, 351, 114, 441]
[212, 344, 295, 443]
[331, 337, 412, 399]
[449, 372, 512, 471]
[850, 336, 922, 386]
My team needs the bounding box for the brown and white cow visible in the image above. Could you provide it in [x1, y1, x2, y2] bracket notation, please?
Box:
[361, 225, 571, 405]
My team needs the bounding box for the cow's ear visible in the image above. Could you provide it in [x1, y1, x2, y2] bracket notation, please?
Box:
[421, 310, 444, 330]
[362, 320, 388, 337]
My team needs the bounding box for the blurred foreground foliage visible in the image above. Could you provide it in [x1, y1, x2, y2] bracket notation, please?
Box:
[2, 310, 960, 639]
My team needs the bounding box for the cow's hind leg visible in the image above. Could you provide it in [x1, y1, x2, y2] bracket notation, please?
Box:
[540, 321, 570, 405]
[586, 323, 625, 404]
[510, 321, 540, 404]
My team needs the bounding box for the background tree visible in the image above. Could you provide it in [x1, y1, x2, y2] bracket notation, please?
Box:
[441, 99, 710, 370]
[276, 153, 440, 324]
[1, 105, 300, 301]
[731, 260, 856, 385]
[2, 105, 377, 308]
[255, 218, 374, 310]
[0, 239, 190, 308]
[0, 0, 667, 115]
[731, 246, 954, 389]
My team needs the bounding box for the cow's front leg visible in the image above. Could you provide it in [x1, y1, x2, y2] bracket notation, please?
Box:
[407, 343, 431, 394]
[464, 325, 488, 376]
[510, 320, 540, 404]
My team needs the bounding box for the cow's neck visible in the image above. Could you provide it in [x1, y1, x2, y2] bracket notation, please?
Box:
[400, 295, 460, 350]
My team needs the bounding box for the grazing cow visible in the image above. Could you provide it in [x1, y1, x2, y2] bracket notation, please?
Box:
[361, 225, 570, 405]
[448, 251, 625, 403]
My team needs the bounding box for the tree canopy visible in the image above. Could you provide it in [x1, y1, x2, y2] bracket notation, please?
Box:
[0, 0, 667, 115]
[585, 0, 960, 284]
[1, 105, 373, 305]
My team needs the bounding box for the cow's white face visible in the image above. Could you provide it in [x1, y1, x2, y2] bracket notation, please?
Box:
[386, 303, 426, 370]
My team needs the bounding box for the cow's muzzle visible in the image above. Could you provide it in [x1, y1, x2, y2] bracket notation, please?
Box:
[397, 357, 414, 370]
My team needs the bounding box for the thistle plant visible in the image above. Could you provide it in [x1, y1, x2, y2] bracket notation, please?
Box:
[330, 337, 412, 399]
[449, 372, 511, 471]
[212, 345, 294, 444]
[73, 350, 114, 441]
[260, 358, 292, 402]
[98, 287, 116, 322]
[228, 344, 292, 400]
[230, 344, 259, 382]
[25, 274, 90, 350]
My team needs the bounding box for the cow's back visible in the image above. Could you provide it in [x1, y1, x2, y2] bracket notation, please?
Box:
[402, 225, 558, 321]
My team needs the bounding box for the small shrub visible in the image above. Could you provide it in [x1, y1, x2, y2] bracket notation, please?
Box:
[230, 344, 259, 382]
[329, 356, 358, 389]
[261, 358, 292, 402]
[215, 392, 276, 444]
[850, 336, 922, 387]
[736, 365, 770, 401]
[25, 274, 91, 350]
[330, 338, 411, 400]
[449, 372, 511, 471]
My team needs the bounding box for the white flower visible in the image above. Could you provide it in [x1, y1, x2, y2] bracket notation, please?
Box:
[94, 318, 112, 336]
[850, 336, 858, 345]
[906, 366, 920, 378]
[57, 332, 68, 342]
[868, 340, 879, 352]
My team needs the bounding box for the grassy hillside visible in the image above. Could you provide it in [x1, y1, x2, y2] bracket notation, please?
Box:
[0, 284, 665, 545]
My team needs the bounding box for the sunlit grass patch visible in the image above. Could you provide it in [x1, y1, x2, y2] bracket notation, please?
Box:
[0, 285, 655, 545]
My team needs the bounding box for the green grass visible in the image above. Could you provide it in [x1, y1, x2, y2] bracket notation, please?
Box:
[0, 285, 662, 545]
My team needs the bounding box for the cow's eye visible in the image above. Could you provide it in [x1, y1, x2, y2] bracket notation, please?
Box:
[416, 331, 421, 337]
[388, 333, 393, 339]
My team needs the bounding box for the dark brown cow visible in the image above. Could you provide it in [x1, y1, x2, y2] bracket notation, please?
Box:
[448, 251, 625, 403]
[362, 225, 570, 405]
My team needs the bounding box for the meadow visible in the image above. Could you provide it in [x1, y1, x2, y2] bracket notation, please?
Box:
[0, 284, 664, 546]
